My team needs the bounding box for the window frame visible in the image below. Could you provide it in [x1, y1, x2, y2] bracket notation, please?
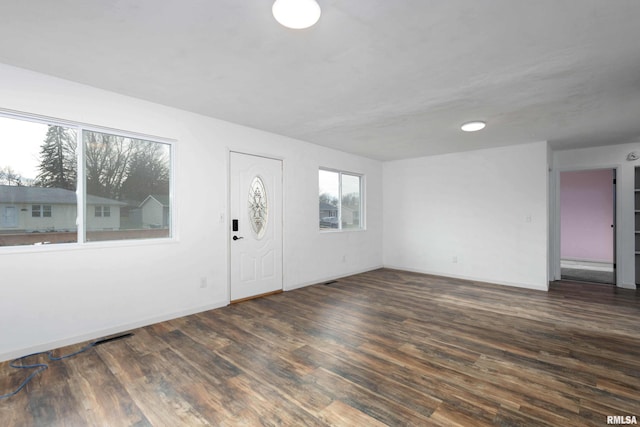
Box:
[94, 205, 111, 218]
[31, 204, 52, 218]
[318, 167, 365, 233]
[0, 109, 176, 252]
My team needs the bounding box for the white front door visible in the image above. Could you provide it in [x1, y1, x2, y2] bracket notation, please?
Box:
[1, 206, 17, 227]
[230, 152, 283, 301]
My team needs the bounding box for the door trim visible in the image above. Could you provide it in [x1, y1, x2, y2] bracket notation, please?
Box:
[227, 150, 284, 304]
[551, 166, 620, 286]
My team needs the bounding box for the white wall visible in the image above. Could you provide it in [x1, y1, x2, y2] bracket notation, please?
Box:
[552, 142, 640, 289]
[0, 63, 383, 361]
[383, 141, 549, 290]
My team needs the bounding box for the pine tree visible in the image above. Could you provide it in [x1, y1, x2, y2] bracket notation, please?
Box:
[35, 125, 77, 190]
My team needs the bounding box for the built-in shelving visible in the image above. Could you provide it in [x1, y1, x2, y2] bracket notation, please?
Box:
[636, 166, 640, 285]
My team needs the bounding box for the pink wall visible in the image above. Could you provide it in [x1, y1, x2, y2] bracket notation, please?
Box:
[560, 169, 614, 262]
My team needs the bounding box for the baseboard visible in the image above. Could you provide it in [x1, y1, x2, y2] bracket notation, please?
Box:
[285, 265, 384, 292]
[0, 299, 228, 363]
[383, 265, 549, 292]
[560, 258, 614, 272]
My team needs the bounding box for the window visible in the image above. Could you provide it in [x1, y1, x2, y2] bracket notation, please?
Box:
[94, 206, 110, 218]
[32, 205, 52, 218]
[0, 115, 78, 245]
[319, 168, 363, 231]
[0, 112, 173, 247]
[84, 130, 171, 242]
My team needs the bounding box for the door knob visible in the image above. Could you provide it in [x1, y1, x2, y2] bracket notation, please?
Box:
[233, 235, 244, 240]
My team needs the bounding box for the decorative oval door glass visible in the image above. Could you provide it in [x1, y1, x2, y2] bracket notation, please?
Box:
[248, 176, 268, 239]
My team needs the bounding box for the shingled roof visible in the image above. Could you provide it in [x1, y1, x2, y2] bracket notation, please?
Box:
[139, 194, 170, 208]
[0, 185, 126, 206]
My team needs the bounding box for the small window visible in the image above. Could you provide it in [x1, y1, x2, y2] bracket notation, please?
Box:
[94, 205, 111, 218]
[31, 204, 52, 218]
[319, 168, 363, 231]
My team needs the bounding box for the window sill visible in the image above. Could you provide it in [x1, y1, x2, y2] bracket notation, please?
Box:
[0, 236, 178, 255]
[319, 228, 366, 234]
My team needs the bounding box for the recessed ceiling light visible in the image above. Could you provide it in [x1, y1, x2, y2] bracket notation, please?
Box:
[272, 0, 321, 29]
[461, 121, 486, 132]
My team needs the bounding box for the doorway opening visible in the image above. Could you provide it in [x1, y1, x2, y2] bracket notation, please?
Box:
[559, 168, 616, 285]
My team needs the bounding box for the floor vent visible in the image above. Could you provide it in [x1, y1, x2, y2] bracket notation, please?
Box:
[324, 280, 338, 285]
[94, 333, 134, 346]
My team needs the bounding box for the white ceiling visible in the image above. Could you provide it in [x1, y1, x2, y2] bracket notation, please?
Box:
[1, 0, 639, 160]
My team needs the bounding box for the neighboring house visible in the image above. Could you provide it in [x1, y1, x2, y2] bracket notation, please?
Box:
[319, 201, 338, 228]
[139, 194, 170, 228]
[0, 185, 125, 232]
[341, 205, 355, 226]
[319, 201, 359, 227]
[319, 201, 338, 219]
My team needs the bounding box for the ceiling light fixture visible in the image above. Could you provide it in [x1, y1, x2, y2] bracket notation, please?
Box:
[461, 121, 486, 132]
[272, 0, 321, 29]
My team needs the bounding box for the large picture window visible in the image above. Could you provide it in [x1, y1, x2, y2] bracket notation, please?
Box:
[0, 113, 172, 247]
[319, 168, 363, 231]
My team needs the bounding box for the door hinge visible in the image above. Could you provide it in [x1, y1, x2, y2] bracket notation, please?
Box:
[613, 178, 616, 184]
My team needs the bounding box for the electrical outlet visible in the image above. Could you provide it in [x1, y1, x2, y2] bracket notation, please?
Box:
[200, 277, 207, 288]
[452, 256, 458, 264]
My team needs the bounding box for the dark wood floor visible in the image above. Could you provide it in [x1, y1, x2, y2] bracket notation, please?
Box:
[1, 269, 639, 426]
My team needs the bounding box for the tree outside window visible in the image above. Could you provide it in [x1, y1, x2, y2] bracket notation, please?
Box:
[0, 114, 172, 247]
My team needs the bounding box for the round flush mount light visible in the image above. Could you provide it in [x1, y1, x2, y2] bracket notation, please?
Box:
[461, 121, 486, 132]
[272, 0, 321, 29]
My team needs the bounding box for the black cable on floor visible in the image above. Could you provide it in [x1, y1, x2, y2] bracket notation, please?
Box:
[0, 333, 133, 399]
